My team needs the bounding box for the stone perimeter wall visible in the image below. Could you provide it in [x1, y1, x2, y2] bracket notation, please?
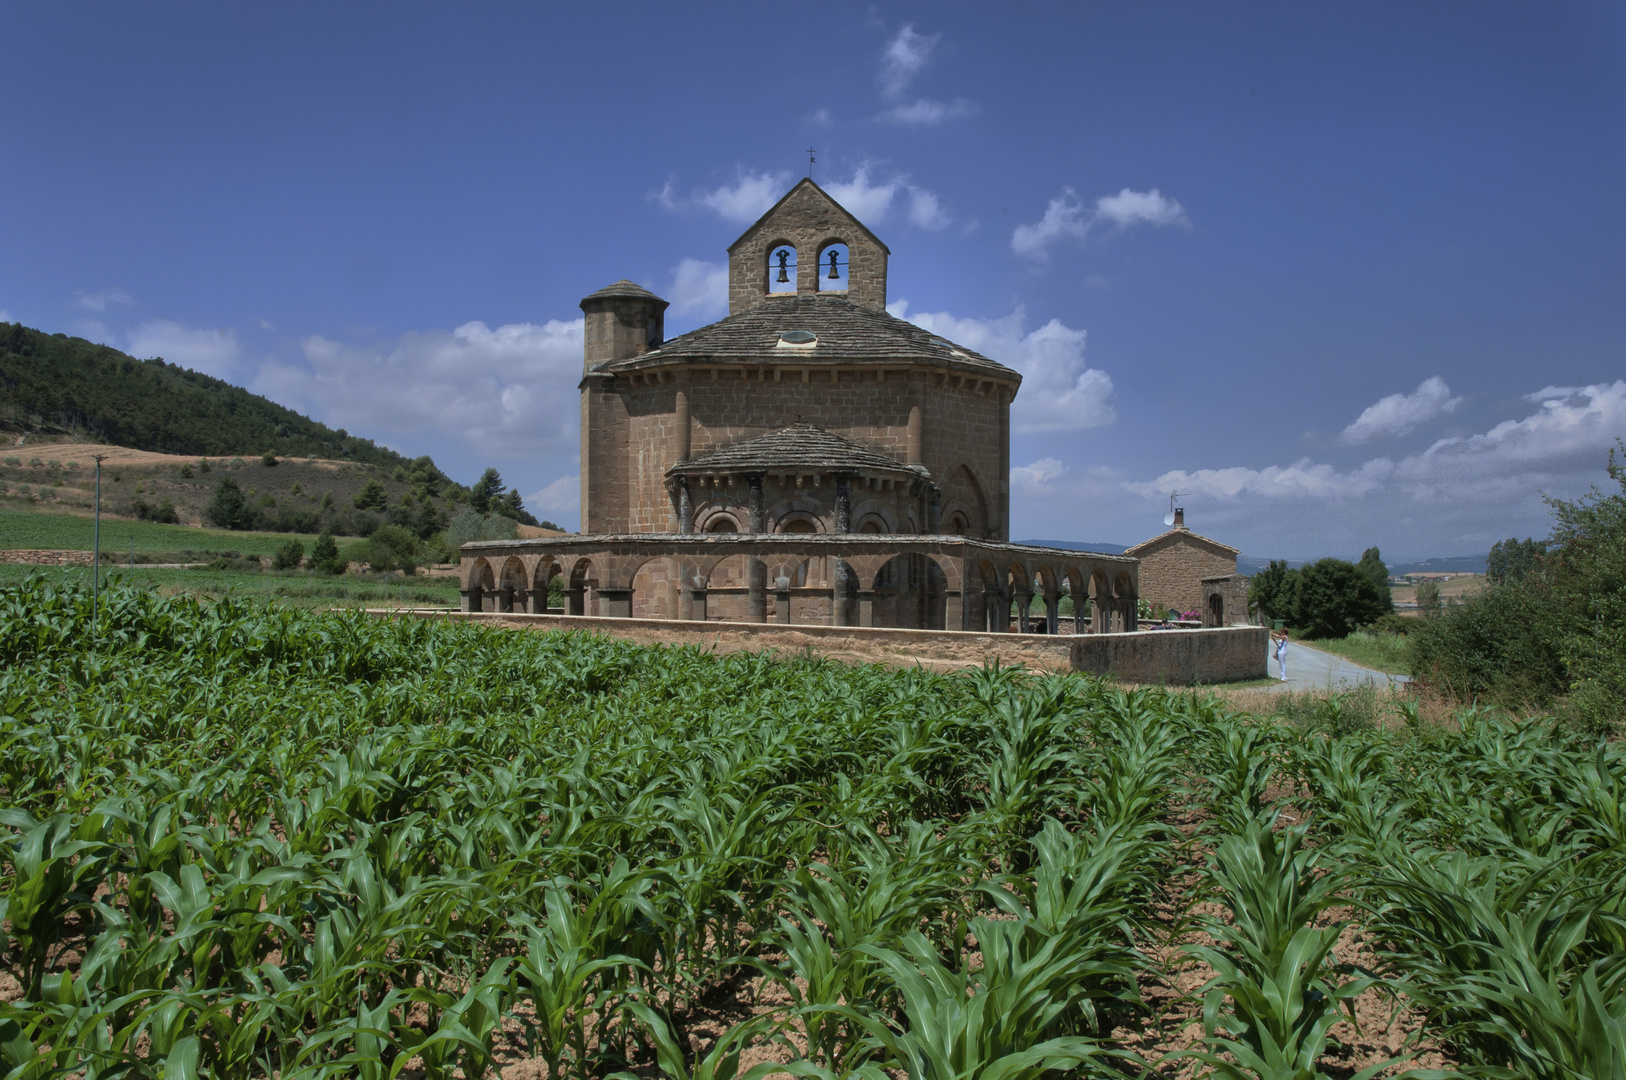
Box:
[374, 609, 1268, 684]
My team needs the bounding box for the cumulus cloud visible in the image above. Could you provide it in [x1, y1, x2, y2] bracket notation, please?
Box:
[529, 474, 580, 515]
[1124, 380, 1626, 511]
[876, 97, 978, 125]
[696, 170, 792, 224]
[667, 259, 729, 320]
[908, 187, 949, 230]
[126, 319, 244, 379]
[880, 24, 939, 96]
[1011, 187, 1190, 259]
[1093, 188, 1189, 229]
[807, 108, 834, 126]
[1011, 458, 1068, 493]
[1340, 376, 1464, 443]
[889, 300, 1114, 433]
[824, 166, 901, 223]
[252, 318, 584, 463]
[75, 288, 133, 312]
[0, 309, 13, 323]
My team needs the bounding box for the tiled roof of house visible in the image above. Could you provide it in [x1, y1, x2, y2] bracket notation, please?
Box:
[1125, 528, 1240, 556]
[667, 423, 925, 479]
[609, 295, 1018, 379]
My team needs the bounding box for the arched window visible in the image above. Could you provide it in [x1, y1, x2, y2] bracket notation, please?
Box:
[947, 513, 968, 536]
[817, 242, 849, 292]
[707, 515, 738, 533]
[767, 243, 797, 294]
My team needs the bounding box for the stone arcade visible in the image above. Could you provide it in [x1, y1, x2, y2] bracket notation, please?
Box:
[460, 178, 1141, 633]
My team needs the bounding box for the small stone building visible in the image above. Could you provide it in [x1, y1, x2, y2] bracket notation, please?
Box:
[1125, 509, 1239, 617]
[1201, 574, 1251, 627]
[460, 178, 1143, 632]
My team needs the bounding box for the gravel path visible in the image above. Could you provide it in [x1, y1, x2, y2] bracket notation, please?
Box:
[1264, 640, 1409, 691]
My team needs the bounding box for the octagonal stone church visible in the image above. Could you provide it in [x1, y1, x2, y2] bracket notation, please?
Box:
[461, 179, 1142, 633]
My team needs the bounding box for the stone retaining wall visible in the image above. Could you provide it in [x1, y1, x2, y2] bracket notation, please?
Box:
[372, 609, 1267, 684]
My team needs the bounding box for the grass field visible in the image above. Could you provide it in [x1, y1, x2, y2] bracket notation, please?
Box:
[0, 564, 460, 608]
[1298, 628, 1411, 674]
[0, 503, 360, 557]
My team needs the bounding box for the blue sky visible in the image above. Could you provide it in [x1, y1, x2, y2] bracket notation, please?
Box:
[3, 3, 1623, 560]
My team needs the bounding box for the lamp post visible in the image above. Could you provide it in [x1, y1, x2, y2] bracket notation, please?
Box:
[92, 453, 108, 630]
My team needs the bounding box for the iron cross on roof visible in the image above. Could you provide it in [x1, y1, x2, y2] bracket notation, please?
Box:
[807, 147, 815, 178]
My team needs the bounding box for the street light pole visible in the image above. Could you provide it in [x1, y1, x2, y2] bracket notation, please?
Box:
[93, 453, 108, 631]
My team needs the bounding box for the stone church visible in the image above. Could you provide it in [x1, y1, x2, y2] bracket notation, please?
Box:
[461, 179, 1143, 633]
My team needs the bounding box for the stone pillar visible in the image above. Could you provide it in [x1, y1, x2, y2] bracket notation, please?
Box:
[494, 585, 515, 613]
[599, 588, 633, 618]
[1124, 595, 1138, 632]
[944, 589, 964, 631]
[1015, 591, 1032, 633]
[747, 474, 765, 532]
[568, 585, 585, 616]
[858, 588, 876, 627]
[677, 477, 693, 535]
[987, 589, 1010, 632]
[1075, 599, 1088, 636]
[688, 575, 708, 622]
[748, 558, 767, 623]
[673, 375, 691, 462]
[833, 475, 851, 533]
[460, 585, 483, 613]
[998, 389, 1011, 540]
[927, 487, 942, 534]
[1045, 593, 1060, 635]
[831, 562, 849, 626]
[1093, 591, 1109, 634]
[775, 575, 792, 624]
[527, 587, 548, 614]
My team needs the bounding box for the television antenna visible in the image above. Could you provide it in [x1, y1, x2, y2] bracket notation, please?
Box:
[1163, 490, 1189, 528]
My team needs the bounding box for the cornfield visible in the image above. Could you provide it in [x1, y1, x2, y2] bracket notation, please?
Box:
[1, 578, 1621, 1079]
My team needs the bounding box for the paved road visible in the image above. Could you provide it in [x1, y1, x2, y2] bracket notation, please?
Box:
[1263, 641, 1409, 691]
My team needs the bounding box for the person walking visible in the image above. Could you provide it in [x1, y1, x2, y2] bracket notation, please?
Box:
[1272, 629, 1289, 681]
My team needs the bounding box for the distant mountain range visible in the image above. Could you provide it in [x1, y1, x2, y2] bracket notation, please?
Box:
[1236, 553, 1489, 576]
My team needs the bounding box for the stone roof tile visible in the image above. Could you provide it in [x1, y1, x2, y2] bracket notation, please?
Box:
[580, 280, 668, 305]
[615, 295, 1018, 379]
[668, 423, 923, 478]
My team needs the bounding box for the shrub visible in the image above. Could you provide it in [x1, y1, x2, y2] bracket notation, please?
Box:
[308, 530, 344, 575]
[1406, 579, 1568, 709]
[178, 463, 193, 479]
[443, 509, 520, 562]
[261, 452, 279, 467]
[1416, 580, 1441, 614]
[131, 497, 180, 525]
[271, 539, 305, 571]
[353, 478, 388, 512]
[204, 476, 256, 530]
[1368, 613, 1415, 636]
[1292, 558, 1388, 638]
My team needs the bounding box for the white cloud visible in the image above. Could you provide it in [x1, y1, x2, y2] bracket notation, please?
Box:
[529, 474, 580, 515]
[824, 166, 901, 224]
[1012, 458, 1068, 493]
[889, 300, 1114, 433]
[253, 318, 584, 463]
[880, 24, 939, 96]
[1093, 188, 1189, 229]
[1123, 380, 1626, 509]
[0, 309, 13, 323]
[807, 108, 834, 126]
[648, 179, 678, 211]
[126, 319, 243, 379]
[1011, 186, 1191, 259]
[697, 170, 792, 224]
[75, 288, 133, 312]
[667, 258, 729, 320]
[876, 97, 978, 125]
[908, 187, 949, 230]
[1011, 189, 1090, 257]
[1411, 380, 1626, 468]
[1340, 376, 1463, 443]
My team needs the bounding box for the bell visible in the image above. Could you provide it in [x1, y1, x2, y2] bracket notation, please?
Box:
[827, 250, 840, 279]
[775, 249, 790, 284]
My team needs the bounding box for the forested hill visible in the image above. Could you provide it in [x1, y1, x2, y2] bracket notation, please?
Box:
[0, 322, 436, 475]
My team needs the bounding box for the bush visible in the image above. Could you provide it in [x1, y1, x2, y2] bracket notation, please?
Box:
[261, 452, 279, 467]
[131, 497, 180, 525]
[1292, 558, 1388, 638]
[271, 539, 305, 571]
[204, 476, 257, 530]
[1368, 613, 1415, 636]
[1406, 578, 1568, 709]
[443, 509, 519, 562]
[308, 530, 344, 575]
[353, 478, 388, 512]
[350, 524, 422, 574]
